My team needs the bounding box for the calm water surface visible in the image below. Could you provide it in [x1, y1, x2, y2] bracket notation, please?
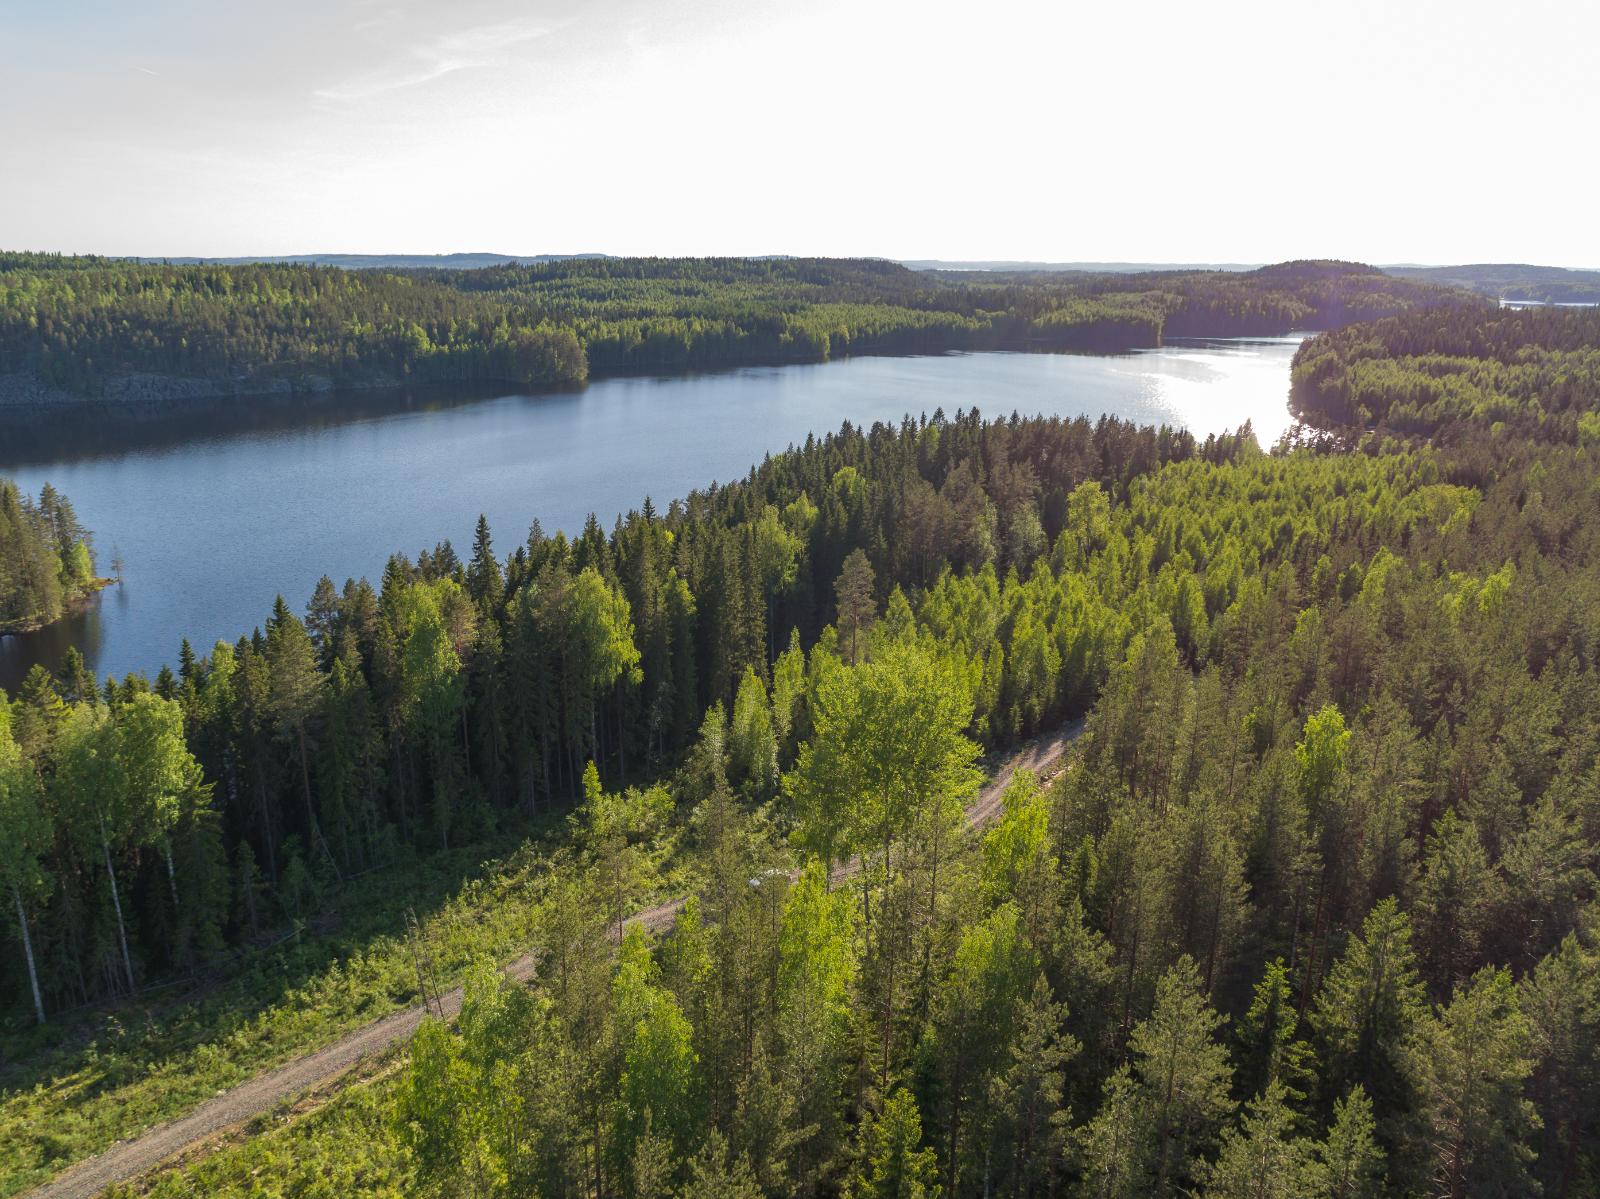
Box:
[0, 337, 1303, 688]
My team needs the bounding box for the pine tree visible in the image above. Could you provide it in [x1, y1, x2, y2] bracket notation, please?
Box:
[265, 596, 335, 870]
[1313, 1087, 1385, 1199]
[468, 514, 505, 611]
[318, 658, 379, 870]
[1407, 967, 1539, 1198]
[1236, 958, 1315, 1105]
[985, 974, 1077, 1198]
[304, 575, 343, 667]
[1520, 934, 1600, 1199]
[1077, 1067, 1147, 1199]
[234, 839, 263, 934]
[834, 548, 877, 665]
[1311, 897, 1426, 1120]
[679, 1130, 762, 1199]
[853, 1088, 942, 1199]
[1127, 956, 1236, 1196]
[1200, 1080, 1316, 1199]
[1413, 808, 1498, 999]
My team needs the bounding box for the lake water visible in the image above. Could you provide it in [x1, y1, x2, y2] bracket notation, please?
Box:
[0, 336, 1304, 689]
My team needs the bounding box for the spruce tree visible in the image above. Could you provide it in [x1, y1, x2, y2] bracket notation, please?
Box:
[1407, 967, 1539, 1198]
[833, 548, 876, 665]
[1313, 1087, 1385, 1199]
[853, 1088, 941, 1199]
[265, 596, 334, 871]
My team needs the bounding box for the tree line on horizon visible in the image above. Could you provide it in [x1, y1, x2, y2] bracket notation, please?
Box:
[0, 253, 1464, 403]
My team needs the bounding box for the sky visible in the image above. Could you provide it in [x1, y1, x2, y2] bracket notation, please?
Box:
[3, 0, 1597, 266]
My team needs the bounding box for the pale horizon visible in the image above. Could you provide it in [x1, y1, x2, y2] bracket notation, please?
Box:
[14, 250, 1600, 271]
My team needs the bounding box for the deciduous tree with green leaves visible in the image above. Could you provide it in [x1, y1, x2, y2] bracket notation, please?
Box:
[0, 699, 51, 1023]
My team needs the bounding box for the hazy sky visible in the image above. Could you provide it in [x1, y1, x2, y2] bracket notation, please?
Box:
[4, 0, 1597, 265]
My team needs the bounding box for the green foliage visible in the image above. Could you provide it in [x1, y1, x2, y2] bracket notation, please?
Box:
[1407, 967, 1540, 1197]
[0, 477, 98, 633]
[1292, 302, 1600, 440]
[0, 254, 1452, 411]
[728, 666, 779, 799]
[1313, 1086, 1385, 1199]
[1294, 703, 1350, 810]
[1311, 899, 1427, 1120]
[0, 836, 551, 1197]
[0, 703, 51, 1024]
[852, 1088, 942, 1199]
[787, 640, 981, 879]
[613, 928, 704, 1168]
[1126, 956, 1236, 1194]
[1200, 1080, 1317, 1199]
[18, 297, 1600, 1197]
[1236, 958, 1315, 1105]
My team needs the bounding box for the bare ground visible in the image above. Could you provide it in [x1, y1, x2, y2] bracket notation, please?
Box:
[24, 724, 1080, 1199]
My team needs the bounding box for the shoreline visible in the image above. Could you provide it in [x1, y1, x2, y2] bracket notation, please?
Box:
[0, 577, 114, 639]
[0, 321, 1320, 445]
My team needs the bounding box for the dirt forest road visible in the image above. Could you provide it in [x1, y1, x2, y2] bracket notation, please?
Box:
[26, 724, 1081, 1199]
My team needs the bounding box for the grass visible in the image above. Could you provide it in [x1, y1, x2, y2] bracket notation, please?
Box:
[2, 738, 1041, 1196]
[0, 822, 563, 1197]
[0, 785, 709, 1199]
[105, 1057, 414, 1199]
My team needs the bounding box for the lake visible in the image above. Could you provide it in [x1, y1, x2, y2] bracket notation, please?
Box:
[0, 336, 1304, 689]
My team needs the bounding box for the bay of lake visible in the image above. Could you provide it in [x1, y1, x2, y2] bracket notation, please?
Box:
[0, 337, 1303, 688]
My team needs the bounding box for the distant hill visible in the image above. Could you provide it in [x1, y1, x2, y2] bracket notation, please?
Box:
[900, 259, 1260, 273]
[1385, 263, 1600, 304]
[93, 257, 1600, 301]
[128, 252, 612, 270]
[127, 255, 1260, 274]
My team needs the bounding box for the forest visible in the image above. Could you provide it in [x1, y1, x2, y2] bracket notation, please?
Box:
[0, 254, 1459, 405]
[1291, 303, 1600, 441]
[0, 479, 101, 633]
[3, 297, 1599, 1199]
[1388, 263, 1600, 305]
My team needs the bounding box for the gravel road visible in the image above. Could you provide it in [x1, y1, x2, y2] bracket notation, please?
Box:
[24, 724, 1079, 1199]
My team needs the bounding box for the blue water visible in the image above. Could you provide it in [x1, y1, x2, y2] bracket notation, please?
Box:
[0, 337, 1303, 688]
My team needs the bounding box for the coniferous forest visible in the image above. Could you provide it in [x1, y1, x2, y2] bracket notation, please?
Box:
[10, 0, 1598, 1195]
[0, 480, 101, 633]
[0, 255, 1457, 406]
[0, 292, 1593, 1197]
[2, 289, 1600, 1199]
